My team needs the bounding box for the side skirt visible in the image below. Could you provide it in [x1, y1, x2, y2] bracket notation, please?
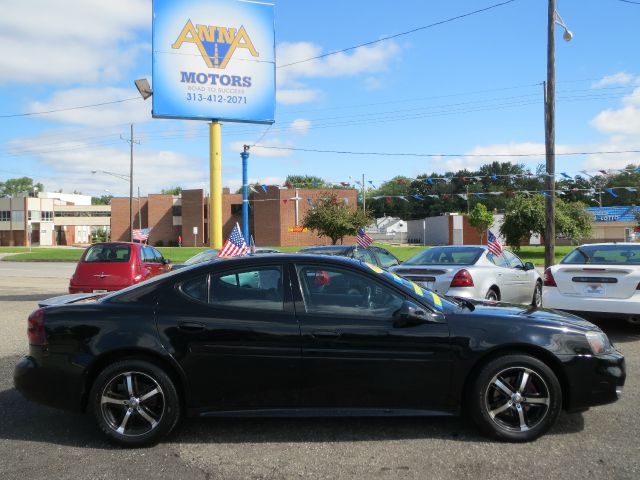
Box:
[195, 408, 457, 418]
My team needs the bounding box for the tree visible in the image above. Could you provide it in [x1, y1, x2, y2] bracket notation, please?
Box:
[303, 195, 372, 245]
[92, 195, 113, 205]
[501, 195, 592, 250]
[285, 175, 327, 188]
[0, 177, 44, 197]
[468, 203, 494, 243]
[161, 186, 183, 195]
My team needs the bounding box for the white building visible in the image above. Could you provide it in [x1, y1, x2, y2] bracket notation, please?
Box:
[0, 192, 110, 246]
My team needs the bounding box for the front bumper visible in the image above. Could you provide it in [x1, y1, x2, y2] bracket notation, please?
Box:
[560, 350, 626, 412]
[14, 354, 86, 413]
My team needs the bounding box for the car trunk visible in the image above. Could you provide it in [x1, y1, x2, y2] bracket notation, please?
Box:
[553, 265, 640, 299]
[392, 266, 456, 294]
[73, 261, 135, 292]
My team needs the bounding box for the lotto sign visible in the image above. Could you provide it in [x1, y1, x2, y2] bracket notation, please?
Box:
[152, 0, 275, 123]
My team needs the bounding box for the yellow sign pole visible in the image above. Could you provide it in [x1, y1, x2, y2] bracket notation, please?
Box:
[210, 121, 222, 249]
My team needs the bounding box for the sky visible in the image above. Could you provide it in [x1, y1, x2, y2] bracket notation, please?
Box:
[0, 0, 639, 198]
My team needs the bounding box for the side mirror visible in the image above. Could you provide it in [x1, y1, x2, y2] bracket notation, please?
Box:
[163, 258, 171, 265]
[524, 262, 535, 271]
[393, 300, 430, 328]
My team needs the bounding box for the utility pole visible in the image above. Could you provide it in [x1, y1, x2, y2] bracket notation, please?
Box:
[137, 186, 142, 230]
[121, 124, 139, 242]
[466, 184, 470, 214]
[362, 173, 366, 214]
[544, 0, 556, 270]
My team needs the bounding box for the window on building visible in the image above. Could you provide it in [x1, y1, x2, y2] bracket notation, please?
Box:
[54, 211, 111, 217]
[41, 211, 54, 221]
[0, 211, 10, 221]
[172, 205, 182, 217]
[12, 211, 24, 222]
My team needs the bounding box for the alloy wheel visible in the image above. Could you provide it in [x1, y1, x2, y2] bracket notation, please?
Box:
[100, 371, 165, 437]
[485, 366, 550, 433]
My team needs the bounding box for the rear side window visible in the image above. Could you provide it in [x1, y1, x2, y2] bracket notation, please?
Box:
[210, 267, 283, 311]
[562, 245, 640, 265]
[487, 252, 509, 268]
[84, 245, 131, 263]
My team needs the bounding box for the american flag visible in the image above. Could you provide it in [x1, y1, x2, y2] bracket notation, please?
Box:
[357, 227, 373, 249]
[217, 223, 248, 257]
[249, 234, 256, 254]
[132, 228, 150, 242]
[487, 230, 503, 256]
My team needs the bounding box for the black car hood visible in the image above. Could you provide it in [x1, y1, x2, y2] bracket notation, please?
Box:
[461, 299, 598, 332]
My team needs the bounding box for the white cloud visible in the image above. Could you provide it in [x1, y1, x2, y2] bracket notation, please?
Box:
[364, 76, 384, 91]
[289, 119, 311, 134]
[592, 72, 634, 89]
[28, 87, 152, 126]
[592, 106, 640, 135]
[0, 0, 149, 84]
[8, 134, 207, 195]
[275, 40, 401, 104]
[276, 89, 322, 105]
[441, 142, 550, 172]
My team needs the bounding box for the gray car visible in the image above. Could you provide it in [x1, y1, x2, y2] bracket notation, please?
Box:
[390, 245, 542, 306]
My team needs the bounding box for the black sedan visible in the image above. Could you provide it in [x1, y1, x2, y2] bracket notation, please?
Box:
[299, 245, 400, 269]
[14, 254, 625, 447]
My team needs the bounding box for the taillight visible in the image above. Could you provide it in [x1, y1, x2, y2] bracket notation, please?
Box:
[543, 268, 557, 287]
[450, 269, 474, 287]
[27, 308, 47, 346]
[637, 282, 640, 290]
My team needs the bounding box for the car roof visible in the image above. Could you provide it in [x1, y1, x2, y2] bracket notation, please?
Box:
[576, 243, 640, 247]
[300, 245, 354, 251]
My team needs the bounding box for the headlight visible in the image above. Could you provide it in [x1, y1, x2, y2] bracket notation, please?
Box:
[585, 331, 613, 355]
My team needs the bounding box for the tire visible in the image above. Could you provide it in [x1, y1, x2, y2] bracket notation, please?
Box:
[468, 354, 562, 442]
[532, 282, 543, 308]
[485, 288, 499, 301]
[90, 359, 181, 447]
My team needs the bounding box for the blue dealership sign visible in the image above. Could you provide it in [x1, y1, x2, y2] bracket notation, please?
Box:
[152, 0, 275, 123]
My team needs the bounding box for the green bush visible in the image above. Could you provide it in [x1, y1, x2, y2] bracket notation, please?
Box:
[155, 240, 165, 247]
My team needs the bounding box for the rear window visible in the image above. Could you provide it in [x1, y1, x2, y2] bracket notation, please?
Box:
[561, 245, 640, 265]
[403, 247, 483, 266]
[84, 244, 131, 263]
[301, 248, 350, 256]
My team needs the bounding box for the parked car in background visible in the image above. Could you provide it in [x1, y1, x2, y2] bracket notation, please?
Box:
[391, 245, 542, 306]
[69, 242, 171, 293]
[15, 254, 624, 446]
[170, 249, 220, 270]
[299, 245, 400, 269]
[171, 247, 281, 270]
[543, 243, 640, 324]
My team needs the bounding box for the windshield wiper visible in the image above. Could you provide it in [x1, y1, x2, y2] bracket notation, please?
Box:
[449, 296, 476, 311]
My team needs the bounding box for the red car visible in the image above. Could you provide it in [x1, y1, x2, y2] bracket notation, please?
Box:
[69, 242, 171, 294]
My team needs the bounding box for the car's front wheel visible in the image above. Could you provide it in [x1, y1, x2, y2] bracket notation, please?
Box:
[90, 359, 181, 447]
[468, 354, 562, 442]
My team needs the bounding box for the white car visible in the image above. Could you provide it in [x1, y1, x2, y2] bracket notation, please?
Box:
[390, 245, 542, 306]
[543, 243, 640, 324]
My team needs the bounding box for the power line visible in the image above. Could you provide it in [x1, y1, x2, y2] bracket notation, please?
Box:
[0, 97, 141, 118]
[614, 0, 640, 5]
[253, 145, 640, 158]
[277, 0, 519, 69]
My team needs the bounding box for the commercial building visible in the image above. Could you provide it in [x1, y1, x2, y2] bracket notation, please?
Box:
[584, 206, 640, 242]
[110, 187, 358, 247]
[0, 192, 110, 247]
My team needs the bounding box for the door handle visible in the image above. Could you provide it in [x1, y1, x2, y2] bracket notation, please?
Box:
[311, 330, 340, 339]
[178, 321, 205, 331]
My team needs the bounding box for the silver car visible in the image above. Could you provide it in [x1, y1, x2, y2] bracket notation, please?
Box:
[391, 245, 542, 306]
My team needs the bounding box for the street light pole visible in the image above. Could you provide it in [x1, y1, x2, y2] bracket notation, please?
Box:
[129, 124, 134, 243]
[544, 0, 556, 270]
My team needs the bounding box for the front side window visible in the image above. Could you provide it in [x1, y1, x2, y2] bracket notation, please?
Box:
[487, 252, 509, 268]
[295, 265, 404, 319]
[84, 244, 131, 263]
[210, 267, 283, 311]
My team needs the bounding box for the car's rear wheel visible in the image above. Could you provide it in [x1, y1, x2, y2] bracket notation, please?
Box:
[90, 359, 180, 447]
[468, 354, 562, 442]
[485, 288, 499, 301]
[532, 281, 543, 308]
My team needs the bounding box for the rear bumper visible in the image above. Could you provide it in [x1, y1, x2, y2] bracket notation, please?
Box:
[14, 354, 85, 413]
[560, 351, 626, 412]
[543, 288, 640, 317]
[69, 285, 125, 294]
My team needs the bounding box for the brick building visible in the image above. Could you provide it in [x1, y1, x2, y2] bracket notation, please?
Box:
[110, 187, 359, 247]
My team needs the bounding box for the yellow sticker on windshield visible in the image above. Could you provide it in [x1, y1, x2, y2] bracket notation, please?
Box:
[364, 262, 384, 274]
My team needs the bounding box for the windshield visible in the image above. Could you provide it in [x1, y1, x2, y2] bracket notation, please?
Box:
[301, 248, 350, 256]
[403, 246, 484, 266]
[83, 244, 131, 263]
[562, 245, 640, 265]
[184, 250, 218, 265]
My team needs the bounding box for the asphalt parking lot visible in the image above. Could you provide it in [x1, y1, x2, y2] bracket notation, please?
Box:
[1, 262, 638, 480]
